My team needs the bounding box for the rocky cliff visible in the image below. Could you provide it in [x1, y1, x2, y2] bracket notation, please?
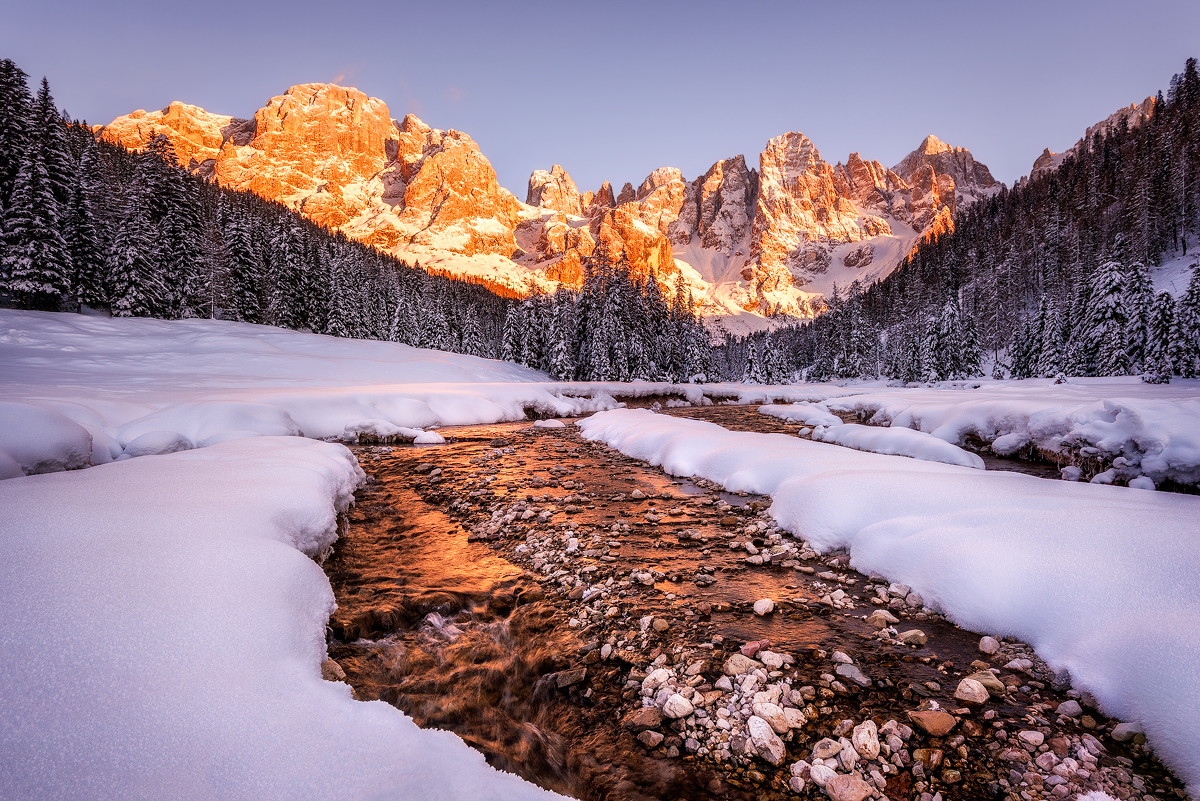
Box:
[1029, 96, 1157, 180]
[101, 83, 1002, 321]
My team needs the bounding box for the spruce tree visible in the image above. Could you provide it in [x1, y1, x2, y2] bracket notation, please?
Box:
[1147, 291, 1177, 378]
[501, 303, 522, 362]
[1, 151, 70, 309]
[742, 339, 762, 384]
[548, 293, 577, 380]
[32, 78, 72, 209]
[0, 59, 32, 209]
[1086, 260, 1132, 375]
[63, 140, 104, 308]
[223, 206, 260, 323]
[1124, 261, 1153, 371]
[107, 189, 163, 317]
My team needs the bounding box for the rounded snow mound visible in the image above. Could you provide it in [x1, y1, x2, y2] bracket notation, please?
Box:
[122, 430, 193, 459]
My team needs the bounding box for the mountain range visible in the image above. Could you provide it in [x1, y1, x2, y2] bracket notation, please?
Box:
[96, 83, 1140, 329]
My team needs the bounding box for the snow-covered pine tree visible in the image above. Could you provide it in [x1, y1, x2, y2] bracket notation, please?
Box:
[325, 262, 351, 338]
[222, 206, 260, 323]
[1146, 291, 1177, 380]
[32, 78, 72, 210]
[1, 148, 70, 309]
[919, 316, 939, 382]
[742, 339, 762, 384]
[268, 219, 306, 329]
[548, 292, 576, 380]
[934, 297, 966, 379]
[63, 139, 104, 309]
[107, 188, 163, 318]
[500, 303, 522, 362]
[519, 294, 546, 369]
[960, 304, 983, 378]
[1124, 261, 1153, 372]
[1086, 259, 1132, 375]
[303, 239, 331, 333]
[0, 59, 33, 209]
[1176, 263, 1200, 377]
[1034, 296, 1063, 378]
[461, 305, 486, 357]
[419, 288, 450, 351]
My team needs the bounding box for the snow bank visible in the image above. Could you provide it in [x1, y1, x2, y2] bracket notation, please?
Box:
[0, 310, 620, 477]
[812, 422, 985, 469]
[758, 402, 844, 427]
[577, 409, 1200, 793]
[0, 400, 92, 474]
[823, 379, 1200, 487]
[0, 437, 563, 801]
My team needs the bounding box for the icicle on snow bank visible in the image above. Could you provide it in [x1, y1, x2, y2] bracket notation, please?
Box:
[0, 437, 564, 801]
[577, 409, 1200, 794]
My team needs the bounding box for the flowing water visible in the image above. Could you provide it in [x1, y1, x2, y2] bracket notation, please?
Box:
[323, 408, 1185, 801]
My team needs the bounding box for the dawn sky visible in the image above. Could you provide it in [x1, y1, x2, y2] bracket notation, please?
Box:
[3, 0, 1198, 197]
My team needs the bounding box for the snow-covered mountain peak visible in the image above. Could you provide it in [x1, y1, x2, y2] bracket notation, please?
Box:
[100, 87, 1001, 325]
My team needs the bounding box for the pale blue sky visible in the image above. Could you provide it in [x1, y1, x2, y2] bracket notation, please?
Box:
[3, 0, 1197, 196]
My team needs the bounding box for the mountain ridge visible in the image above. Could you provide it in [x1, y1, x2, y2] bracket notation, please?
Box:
[98, 83, 1002, 325]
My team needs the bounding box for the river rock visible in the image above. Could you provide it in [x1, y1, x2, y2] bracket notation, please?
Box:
[837, 662, 872, 687]
[785, 707, 808, 729]
[637, 730, 664, 748]
[723, 654, 762, 676]
[953, 677, 989, 705]
[623, 706, 664, 731]
[825, 772, 873, 801]
[320, 659, 346, 681]
[979, 635, 1001, 654]
[851, 719, 880, 759]
[898, 629, 928, 646]
[753, 702, 790, 734]
[908, 710, 956, 737]
[715, 676, 733, 691]
[867, 609, 899, 629]
[808, 763, 837, 787]
[966, 670, 1007, 696]
[630, 489, 646, 499]
[812, 737, 843, 759]
[753, 598, 775, 616]
[1112, 722, 1144, 742]
[758, 650, 785, 669]
[662, 693, 694, 719]
[747, 715, 786, 765]
[1017, 730, 1044, 747]
[651, 618, 669, 632]
[1055, 700, 1083, 718]
[905, 592, 924, 608]
[643, 667, 673, 690]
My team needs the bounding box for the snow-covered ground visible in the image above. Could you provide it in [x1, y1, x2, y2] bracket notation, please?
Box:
[4, 309, 1200, 797]
[576, 409, 1200, 794]
[0, 310, 620, 474]
[0, 436, 564, 801]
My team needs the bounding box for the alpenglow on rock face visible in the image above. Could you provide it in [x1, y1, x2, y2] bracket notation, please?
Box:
[101, 82, 1001, 321]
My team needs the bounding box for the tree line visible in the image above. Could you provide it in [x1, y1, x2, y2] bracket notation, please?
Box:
[502, 247, 713, 381]
[0, 59, 514, 355]
[741, 57, 1200, 384]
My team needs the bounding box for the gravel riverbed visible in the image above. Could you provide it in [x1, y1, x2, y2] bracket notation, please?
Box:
[324, 407, 1189, 801]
